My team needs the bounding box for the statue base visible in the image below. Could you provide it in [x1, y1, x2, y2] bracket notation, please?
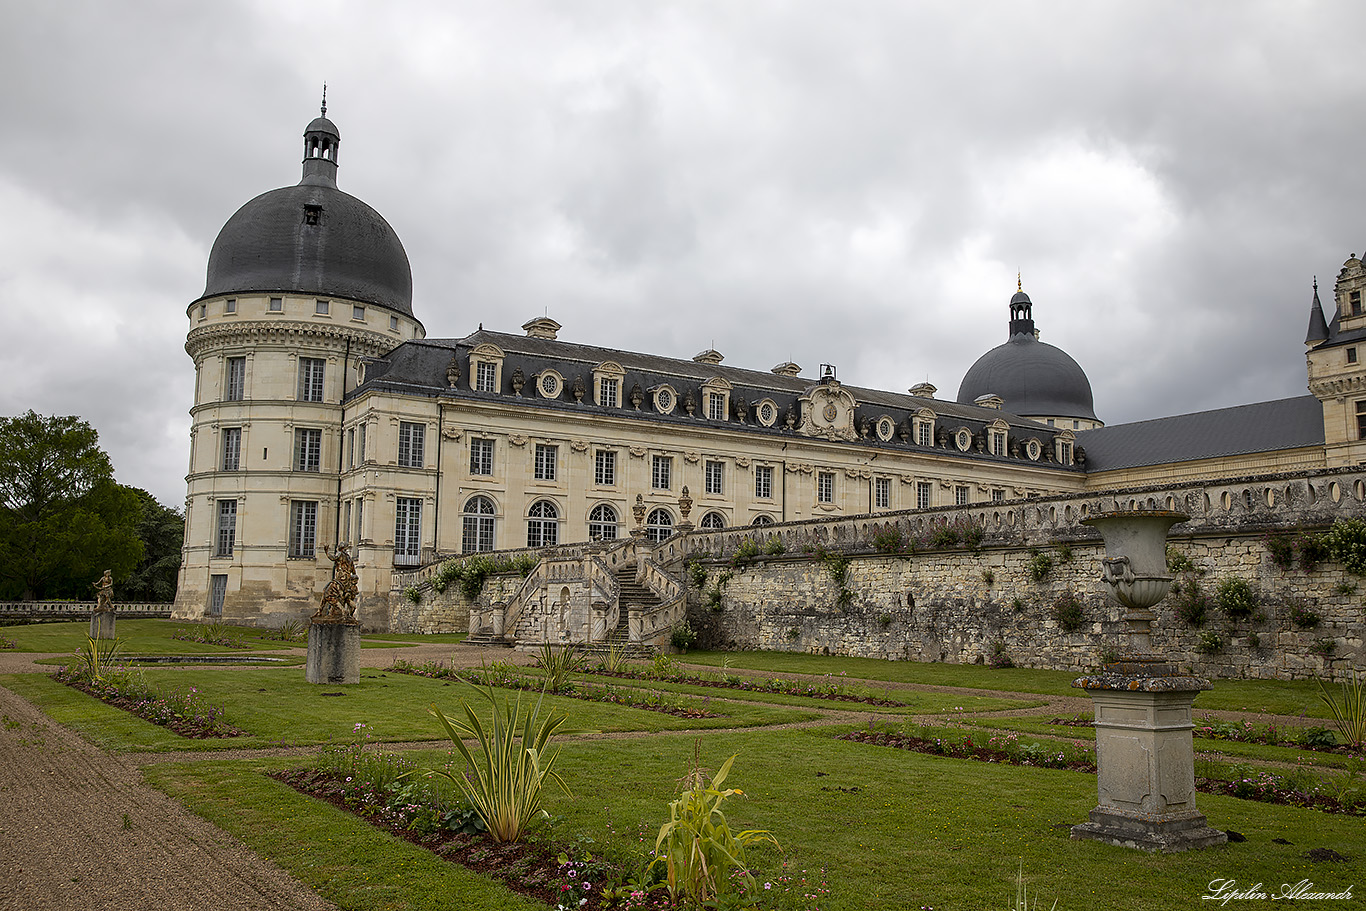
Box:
[1071, 673, 1226, 852]
[306, 621, 360, 685]
[90, 611, 116, 640]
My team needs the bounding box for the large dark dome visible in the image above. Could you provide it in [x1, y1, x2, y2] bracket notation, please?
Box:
[956, 288, 1097, 422]
[200, 112, 414, 316]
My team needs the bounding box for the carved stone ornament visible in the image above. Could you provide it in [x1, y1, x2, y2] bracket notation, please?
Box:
[629, 383, 644, 410]
[858, 417, 871, 439]
[445, 356, 461, 387]
[509, 435, 528, 447]
[735, 457, 751, 469]
[678, 485, 693, 520]
[570, 439, 588, 452]
[786, 462, 813, 474]
[845, 467, 870, 479]
[732, 397, 748, 423]
[899, 419, 912, 443]
[629, 445, 646, 458]
[784, 403, 798, 429]
[510, 367, 525, 396]
[797, 382, 859, 441]
[441, 425, 463, 441]
[684, 451, 700, 463]
[632, 493, 647, 526]
[573, 375, 586, 403]
[684, 391, 697, 416]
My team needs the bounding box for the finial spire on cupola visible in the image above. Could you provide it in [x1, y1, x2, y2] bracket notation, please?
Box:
[1008, 275, 1035, 337]
[1305, 275, 1330, 346]
[301, 89, 341, 187]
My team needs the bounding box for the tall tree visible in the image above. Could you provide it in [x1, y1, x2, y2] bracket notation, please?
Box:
[121, 488, 184, 603]
[0, 412, 143, 600]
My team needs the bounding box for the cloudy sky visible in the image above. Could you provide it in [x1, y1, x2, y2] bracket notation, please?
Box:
[2, 1, 1362, 508]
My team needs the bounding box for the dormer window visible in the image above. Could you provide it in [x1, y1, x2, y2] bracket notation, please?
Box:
[470, 343, 505, 394]
[593, 362, 626, 408]
[700, 377, 732, 423]
[303, 204, 322, 226]
[1352, 290, 1362, 316]
[914, 408, 936, 447]
[1056, 430, 1076, 465]
[988, 420, 1009, 457]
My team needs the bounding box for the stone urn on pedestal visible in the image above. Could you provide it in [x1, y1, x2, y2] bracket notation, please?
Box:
[1071, 510, 1227, 852]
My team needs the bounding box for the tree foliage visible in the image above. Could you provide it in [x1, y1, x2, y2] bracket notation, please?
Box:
[0, 412, 144, 600]
[121, 488, 184, 603]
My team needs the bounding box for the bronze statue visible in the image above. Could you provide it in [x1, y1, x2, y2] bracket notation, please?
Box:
[92, 569, 114, 613]
[314, 543, 359, 621]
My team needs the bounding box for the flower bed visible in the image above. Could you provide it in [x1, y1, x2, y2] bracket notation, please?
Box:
[591, 660, 908, 708]
[52, 667, 241, 738]
[1046, 714, 1359, 756]
[0, 634, 16, 650]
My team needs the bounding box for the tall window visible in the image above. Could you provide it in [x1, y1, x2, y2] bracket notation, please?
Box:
[916, 420, 933, 447]
[652, 455, 672, 490]
[475, 361, 497, 393]
[215, 499, 237, 557]
[208, 574, 227, 616]
[355, 497, 364, 543]
[225, 357, 245, 402]
[347, 428, 356, 469]
[1057, 440, 1073, 465]
[534, 444, 558, 481]
[289, 500, 317, 558]
[470, 438, 494, 475]
[874, 477, 891, 509]
[358, 423, 367, 465]
[700, 511, 725, 529]
[588, 504, 619, 541]
[221, 427, 241, 471]
[462, 496, 496, 553]
[1353, 290, 1362, 316]
[646, 508, 673, 544]
[955, 485, 970, 506]
[342, 501, 352, 545]
[527, 500, 559, 547]
[754, 465, 773, 500]
[707, 392, 726, 421]
[295, 428, 322, 472]
[705, 460, 724, 495]
[594, 450, 616, 486]
[395, 497, 422, 565]
[990, 429, 1007, 457]
[398, 422, 425, 468]
[817, 471, 834, 504]
[599, 378, 619, 408]
[917, 481, 932, 510]
[298, 357, 325, 402]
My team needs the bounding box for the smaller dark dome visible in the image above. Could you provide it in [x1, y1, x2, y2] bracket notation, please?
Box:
[306, 116, 340, 138]
[1011, 290, 1031, 305]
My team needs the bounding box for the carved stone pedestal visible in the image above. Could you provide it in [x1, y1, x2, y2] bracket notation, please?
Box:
[1071, 675, 1227, 852]
[306, 620, 360, 685]
[90, 611, 116, 640]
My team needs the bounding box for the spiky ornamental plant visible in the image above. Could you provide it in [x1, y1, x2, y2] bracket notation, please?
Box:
[1317, 670, 1365, 750]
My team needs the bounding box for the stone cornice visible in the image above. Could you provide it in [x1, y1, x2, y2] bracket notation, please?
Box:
[186, 320, 397, 360]
[1309, 373, 1366, 399]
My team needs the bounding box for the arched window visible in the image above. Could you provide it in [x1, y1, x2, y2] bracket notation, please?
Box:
[462, 495, 496, 553]
[646, 508, 673, 544]
[588, 504, 619, 541]
[751, 514, 775, 526]
[527, 500, 559, 548]
[699, 511, 726, 530]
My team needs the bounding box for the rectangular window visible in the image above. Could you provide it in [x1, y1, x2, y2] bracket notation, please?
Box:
[198, 303, 207, 320]
[652, 455, 672, 490]
[594, 449, 616, 486]
[389, 315, 399, 330]
[917, 481, 932, 510]
[225, 357, 245, 402]
[352, 305, 365, 321]
[463, 510, 495, 553]
[705, 460, 724, 495]
[358, 423, 367, 465]
[225, 298, 236, 314]
[817, 471, 834, 504]
[707, 392, 726, 421]
[955, 485, 970, 506]
[215, 499, 237, 557]
[394, 497, 422, 565]
[1357, 401, 1366, 440]
[1350, 347, 1359, 365]
[315, 299, 330, 315]
[534, 443, 558, 481]
[874, 477, 891, 509]
[992, 489, 1005, 503]
[288, 500, 317, 558]
[475, 361, 497, 393]
[991, 431, 1006, 457]
[1058, 441, 1073, 465]
[298, 357, 325, 402]
[916, 421, 933, 447]
[599, 378, 619, 408]
[398, 422, 425, 468]
[221, 427, 241, 471]
[1353, 290, 1362, 316]
[343, 501, 352, 545]
[295, 428, 322, 472]
[754, 465, 773, 500]
[470, 438, 494, 475]
[355, 497, 364, 543]
[269, 296, 283, 312]
[347, 428, 355, 470]
[208, 574, 227, 616]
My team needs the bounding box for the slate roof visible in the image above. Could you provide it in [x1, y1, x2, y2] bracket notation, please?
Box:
[1075, 395, 1324, 472]
[355, 328, 1082, 469]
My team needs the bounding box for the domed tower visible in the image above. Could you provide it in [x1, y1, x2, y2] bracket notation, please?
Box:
[956, 283, 1101, 430]
[174, 102, 424, 624]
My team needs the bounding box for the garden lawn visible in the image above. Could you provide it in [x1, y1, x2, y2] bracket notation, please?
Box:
[3, 669, 818, 752]
[678, 649, 1341, 718]
[146, 730, 1366, 911]
[0, 619, 296, 655]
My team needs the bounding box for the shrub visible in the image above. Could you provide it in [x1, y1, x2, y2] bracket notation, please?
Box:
[1166, 546, 1196, 574]
[426, 685, 580, 843]
[1051, 592, 1085, 633]
[1335, 581, 1359, 596]
[962, 523, 985, 550]
[1055, 543, 1073, 563]
[877, 614, 893, 629]
[435, 553, 541, 601]
[1195, 631, 1223, 655]
[982, 568, 994, 587]
[704, 571, 732, 612]
[762, 535, 785, 556]
[685, 558, 708, 590]
[1323, 518, 1366, 575]
[1289, 601, 1321, 629]
[988, 640, 1014, 668]
[1246, 631, 1261, 649]
[823, 553, 854, 608]
[649, 753, 780, 906]
[1265, 532, 1296, 570]
[1026, 549, 1053, 582]
[1215, 577, 1256, 620]
[1171, 582, 1209, 627]
[1316, 670, 1364, 749]
[928, 525, 961, 548]
[535, 643, 582, 693]
[670, 620, 697, 651]
[1298, 531, 1330, 572]
[1310, 638, 1337, 660]
[73, 636, 124, 684]
[404, 585, 422, 605]
[872, 528, 904, 554]
[730, 538, 761, 569]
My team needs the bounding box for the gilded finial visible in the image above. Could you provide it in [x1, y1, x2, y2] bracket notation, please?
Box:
[1017, 271, 1022, 292]
[1313, 275, 1318, 292]
[320, 83, 327, 117]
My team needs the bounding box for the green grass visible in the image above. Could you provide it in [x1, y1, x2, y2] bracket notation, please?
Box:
[0, 619, 298, 655]
[679, 649, 1340, 718]
[144, 731, 1366, 911]
[2, 669, 818, 752]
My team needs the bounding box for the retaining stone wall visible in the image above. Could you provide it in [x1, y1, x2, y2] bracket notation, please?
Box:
[389, 574, 523, 634]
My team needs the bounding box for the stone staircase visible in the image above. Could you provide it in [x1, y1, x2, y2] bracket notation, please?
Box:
[575, 566, 662, 659]
[463, 629, 514, 648]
